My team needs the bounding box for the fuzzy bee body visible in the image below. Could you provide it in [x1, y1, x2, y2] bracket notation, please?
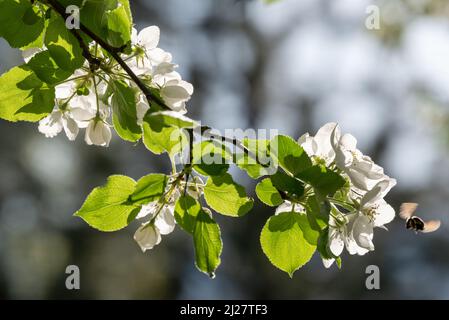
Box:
[405, 216, 425, 232]
[400, 203, 441, 234]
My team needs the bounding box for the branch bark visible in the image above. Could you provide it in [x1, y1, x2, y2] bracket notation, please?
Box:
[45, 0, 168, 108]
[43, 0, 269, 168]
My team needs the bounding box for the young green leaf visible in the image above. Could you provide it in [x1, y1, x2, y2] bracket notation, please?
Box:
[255, 178, 283, 207]
[296, 165, 346, 197]
[26, 51, 72, 85]
[105, 2, 132, 47]
[305, 196, 329, 231]
[317, 228, 333, 260]
[142, 113, 187, 155]
[260, 212, 316, 277]
[192, 140, 230, 177]
[0, 0, 45, 48]
[203, 173, 253, 217]
[269, 170, 304, 200]
[236, 138, 275, 179]
[174, 195, 201, 234]
[44, 13, 84, 72]
[74, 175, 140, 232]
[80, 0, 132, 47]
[174, 196, 222, 276]
[129, 173, 167, 205]
[270, 135, 312, 176]
[193, 208, 223, 277]
[148, 111, 197, 129]
[0, 65, 55, 122]
[110, 80, 141, 142]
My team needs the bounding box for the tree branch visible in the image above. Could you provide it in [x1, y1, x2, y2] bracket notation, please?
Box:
[44, 0, 269, 168]
[45, 0, 168, 108]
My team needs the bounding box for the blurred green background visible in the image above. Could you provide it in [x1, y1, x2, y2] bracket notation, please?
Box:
[1, 0, 449, 299]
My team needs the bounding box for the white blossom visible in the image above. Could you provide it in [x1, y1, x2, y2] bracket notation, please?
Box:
[331, 126, 390, 192]
[85, 118, 112, 147]
[275, 201, 305, 215]
[133, 188, 180, 251]
[134, 222, 162, 252]
[298, 122, 338, 166]
[38, 109, 78, 140]
[346, 179, 396, 254]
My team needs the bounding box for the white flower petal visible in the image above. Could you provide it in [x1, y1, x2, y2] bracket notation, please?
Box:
[374, 199, 396, 227]
[138, 26, 160, 50]
[275, 201, 305, 215]
[352, 215, 375, 251]
[340, 133, 357, 150]
[322, 258, 335, 269]
[136, 99, 150, 125]
[149, 48, 173, 65]
[328, 228, 345, 256]
[131, 27, 138, 44]
[38, 110, 63, 138]
[133, 223, 161, 252]
[154, 206, 176, 235]
[85, 120, 111, 147]
[62, 116, 79, 141]
[314, 122, 337, 162]
[136, 201, 158, 220]
[22, 47, 42, 63]
[361, 178, 396, 207]
[161, 84, 191, 101]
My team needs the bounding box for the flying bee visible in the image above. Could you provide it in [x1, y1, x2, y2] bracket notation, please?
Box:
[399, 203, 441, 233]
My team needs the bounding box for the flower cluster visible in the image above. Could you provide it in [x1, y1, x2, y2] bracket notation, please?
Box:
[298, 123, 396, 268]
[134, 176, 204, 251]
[33, 26, 193, 146]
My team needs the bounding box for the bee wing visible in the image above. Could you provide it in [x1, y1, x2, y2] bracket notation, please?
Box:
[400, 203, 418, 220]
[422, 220, 441, 233]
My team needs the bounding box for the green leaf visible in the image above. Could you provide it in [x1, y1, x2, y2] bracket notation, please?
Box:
[296, 165, 346, 197]
[269, 170, 304, 200]
[151, 111, 197, 128]
[260, 212, 316, 277]
[336, 257, 342, 269]
[0, 65, 55, 122]
[296, 212, 320, 246]
[74, 175, 140, 232]
[255, 178, 283, 207]
[174, 195, 201, 234]
[270, 135, 312, 176]
[21, 14, 49, 50]
[0, 0, 45, 48]
[44, 13, 84, 72]
[110, 80, 141, 142]
[333, 175, 351, 203]
[142, 112, 187, 155]
[26, 51, 72, 85]
[174, 196, 222, 276]
[129, 174, 167, 205]
[81, 0, 132, 48]
[236, 138, 275, 179]
[193, 208, 223, 277]
[192, 141, 230, 176]
[317, 228, 333, 260]
[104, 2, 132, 47]
[203, 173, 253, 217]
[305, 196, 329, 231]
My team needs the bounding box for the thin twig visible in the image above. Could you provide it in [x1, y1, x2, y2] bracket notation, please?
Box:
[43, 0, 270, 168]
[45, 0, 168, 108]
